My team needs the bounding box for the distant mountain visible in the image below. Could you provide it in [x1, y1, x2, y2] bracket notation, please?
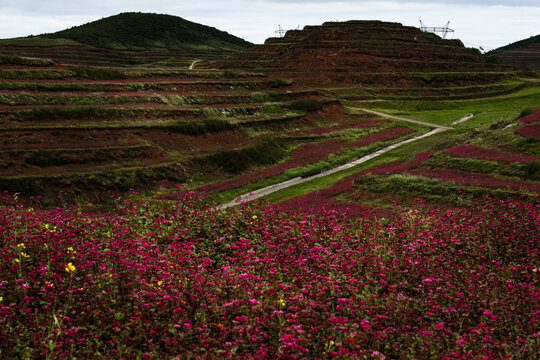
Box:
[489, 35, 540, 69]
[40, 12, 252, 51]
[490, 35, 540, 53]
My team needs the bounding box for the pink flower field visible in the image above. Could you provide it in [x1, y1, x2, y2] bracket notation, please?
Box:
[519, 109, 540, 123]
[0, 191, 538, 359]
[515, 124, 540, 140]
[442, 145, 536, 163]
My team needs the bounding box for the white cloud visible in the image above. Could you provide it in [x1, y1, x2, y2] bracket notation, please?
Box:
[0, 10, 94, 37]
[185, 1, 540, 50]
[0, 1, 538, 50]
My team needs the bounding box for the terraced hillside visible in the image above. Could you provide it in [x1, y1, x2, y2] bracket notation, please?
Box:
[1, 19, 538, 205]
[0, 44, 236, 68]
[0, 51, 428, 203]
[222, 20, 523, 101]
[0, 13, 252, 68]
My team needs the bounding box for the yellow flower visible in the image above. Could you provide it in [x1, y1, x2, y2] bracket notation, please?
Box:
[157, 280, 163, 287]
[15, 259, 20, 263]
[17, 243, 25, 249]
[330, 340, 335, 346]
[0, 296, 3, 302]
[45, 224, 49, 230]
[65, 262, 76, 272]
[252, 215, 257, 219]
[279, 298, 286, 307]
[21, 252, 30, 258]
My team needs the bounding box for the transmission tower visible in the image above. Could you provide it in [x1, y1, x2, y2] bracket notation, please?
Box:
[419, 20, 455, 39]
[274, 25, 286, 38]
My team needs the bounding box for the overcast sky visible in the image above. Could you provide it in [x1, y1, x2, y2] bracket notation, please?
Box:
[0, 1, 538, 51]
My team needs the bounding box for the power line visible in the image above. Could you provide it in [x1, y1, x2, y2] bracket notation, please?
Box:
[419, 20, 455, 39]
[274, 25, 286, 38]
[274, 25, 300, 38]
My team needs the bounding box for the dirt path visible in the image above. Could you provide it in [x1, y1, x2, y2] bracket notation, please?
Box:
[218, 110, 473, 209]
[450, 113, 474, 125]
[189, 60, 201, 70]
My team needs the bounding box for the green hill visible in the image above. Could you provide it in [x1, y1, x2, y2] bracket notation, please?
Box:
[39, 12, 252, 51]
[488, 34, 540, 69]
[489, 34, 540, 54]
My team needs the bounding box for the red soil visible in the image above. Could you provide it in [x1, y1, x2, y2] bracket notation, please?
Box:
[0, 103, 259, 110]
[283, 118, 386, 137]
[0, 65, 67, 70]
[0, 90, 259, 96]
[0, 140, 141, 151]
[0, 146, 171, 177]
[0, 77, 265, 84]
[0, 126, 249, 154]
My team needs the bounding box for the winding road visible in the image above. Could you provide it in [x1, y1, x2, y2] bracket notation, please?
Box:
[218, 109, 473, 209]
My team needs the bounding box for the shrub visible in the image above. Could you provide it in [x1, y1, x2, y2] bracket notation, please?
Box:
[522, 160, 540, 179]
[222, 70, 241, 78]
[69, 66, 128, 80]
[208, 137, 287, 173]
[0, 54, 54, 66]
[287, 98, 328, 112]
[24, 151, 68, 167]
[172, 119, 235, 135]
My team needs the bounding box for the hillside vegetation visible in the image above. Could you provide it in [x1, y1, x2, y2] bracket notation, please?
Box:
[0, 13, 252, 67]
[489, 34, 540, 69]
[42, 12, 252, 51]
[490, 34, 540, 53]
[1, 20, 538, 206]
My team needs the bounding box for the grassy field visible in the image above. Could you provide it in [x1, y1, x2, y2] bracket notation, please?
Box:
[349, 83, 540, 127]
